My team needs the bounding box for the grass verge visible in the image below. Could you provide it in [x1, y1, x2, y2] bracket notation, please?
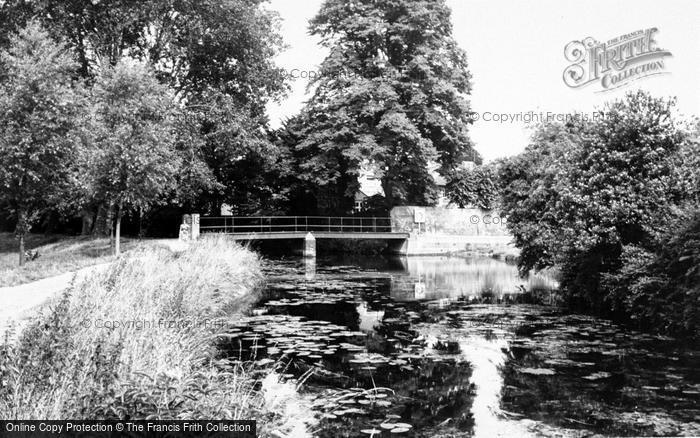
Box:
[0, 233, 143, 287]
[0, 236, 306, 435]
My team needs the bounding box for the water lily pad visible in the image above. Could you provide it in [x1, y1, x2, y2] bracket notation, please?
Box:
[519, 367, 556, 375]
[392, 423, 412, 429]
[583, 371, 612, 380]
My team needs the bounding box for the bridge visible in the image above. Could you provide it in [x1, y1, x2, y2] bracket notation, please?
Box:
[198, 216, 409, 256]
[184, 208, 516, 257]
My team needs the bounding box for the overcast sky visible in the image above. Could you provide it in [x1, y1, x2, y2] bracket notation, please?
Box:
[265, 0, 700, 162]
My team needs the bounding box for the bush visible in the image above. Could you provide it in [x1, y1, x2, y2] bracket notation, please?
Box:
[497, 92, 698, 338]
[603, 211, 700, 341]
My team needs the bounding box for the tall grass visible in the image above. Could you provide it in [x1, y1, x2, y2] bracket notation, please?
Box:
[0, 236, 304, 434]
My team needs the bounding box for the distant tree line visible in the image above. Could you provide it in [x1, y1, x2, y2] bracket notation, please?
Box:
[497, 91, 700, 340]
[0, 0, 291, 262]
[0, 0, 481, 260]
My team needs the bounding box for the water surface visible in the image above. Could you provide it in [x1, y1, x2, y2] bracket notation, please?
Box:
[219, 255, 700, 437]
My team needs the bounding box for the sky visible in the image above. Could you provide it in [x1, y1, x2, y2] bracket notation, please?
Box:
[265, 0, 700, 162]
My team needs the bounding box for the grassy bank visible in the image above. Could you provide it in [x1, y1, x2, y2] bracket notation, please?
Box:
[0, 236, 306, 434]
[0, 233, 141, 287]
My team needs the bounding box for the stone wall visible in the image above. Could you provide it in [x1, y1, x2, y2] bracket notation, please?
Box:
[390, 206, 510, 237]
[389, 206, 516, 255]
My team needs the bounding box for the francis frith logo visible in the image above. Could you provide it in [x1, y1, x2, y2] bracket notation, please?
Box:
[563, 28, 672, 91]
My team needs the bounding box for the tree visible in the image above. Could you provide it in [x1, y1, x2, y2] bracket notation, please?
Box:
[0, 22, 83, 266]
[497, 123, 580, 273]
[445, 165, 498, 210]
[0, 0, 289, 229]
[185, 90, 290, 216]
[87, 60, 179, 255]
[599, 119, 700, 339]
[499, 91, 683, 313]
[287, 0, 479, 213]
[0, 0, 287, 104]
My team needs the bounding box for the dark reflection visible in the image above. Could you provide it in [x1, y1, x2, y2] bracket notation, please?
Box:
[219, 256, 700, 437]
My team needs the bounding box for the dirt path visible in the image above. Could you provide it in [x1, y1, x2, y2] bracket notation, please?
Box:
[0, 263, 110, 339]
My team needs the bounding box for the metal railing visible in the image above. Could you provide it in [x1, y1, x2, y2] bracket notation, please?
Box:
[200, 216, 393, 234]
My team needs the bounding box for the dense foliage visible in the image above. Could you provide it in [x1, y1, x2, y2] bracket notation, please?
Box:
[602, 211, 700, 338]
[445, 165, 498, 210]
[0, 23, 83, 265]
[0, 0, 288, 251]
[279, 0, 479, 213]
[498, 91, 699, 339]
[85, 61, 180, 254]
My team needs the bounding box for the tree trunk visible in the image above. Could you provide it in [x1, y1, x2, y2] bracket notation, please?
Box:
[382, 179, 394, 210]
[81, 208, 95, 235]
[17, 208, 26, 267]
[92, 203, 110, 237]
[18, 232, 25, 267]
[138, 207, 144, 239]
[115, 202, 122, 256]
[107, 202, 115, 248]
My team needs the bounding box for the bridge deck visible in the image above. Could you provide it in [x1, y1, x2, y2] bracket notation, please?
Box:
[199, 216, 405, 240]
[222, 232, 409, 240]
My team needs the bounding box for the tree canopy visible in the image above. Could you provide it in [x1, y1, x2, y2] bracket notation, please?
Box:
[85, 60, 180, 254]
[445, 165, 498, 210]
[498, 91, 695, 336]
[0, 0, 288, 108]
[0, 22, 83, 264]
[283, 0, 479, 213]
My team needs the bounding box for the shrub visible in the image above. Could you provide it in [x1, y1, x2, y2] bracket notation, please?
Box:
[603, 211, 700, 341]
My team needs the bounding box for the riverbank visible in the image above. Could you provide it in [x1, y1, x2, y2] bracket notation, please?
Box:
[0, 236, 307, 435]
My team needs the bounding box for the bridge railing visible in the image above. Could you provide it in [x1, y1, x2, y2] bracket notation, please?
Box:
[200, 216, 393, 234]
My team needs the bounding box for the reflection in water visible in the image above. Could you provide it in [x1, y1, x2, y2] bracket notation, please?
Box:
[459, 336, 523, 438]
[391, 256, 557, 301]
[304, 257, 316, 280]
[356, 302, 384, 333]
[261, 372, 316, 436]
[420, 325, 534, 438]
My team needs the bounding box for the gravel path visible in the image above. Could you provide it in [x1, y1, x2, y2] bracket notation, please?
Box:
[0, 263, 109, 339]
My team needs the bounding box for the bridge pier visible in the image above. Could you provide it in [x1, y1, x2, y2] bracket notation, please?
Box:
[303, 232, 316, 258]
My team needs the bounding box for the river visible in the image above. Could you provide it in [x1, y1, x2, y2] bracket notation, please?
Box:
[218, 255, 700, 437]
